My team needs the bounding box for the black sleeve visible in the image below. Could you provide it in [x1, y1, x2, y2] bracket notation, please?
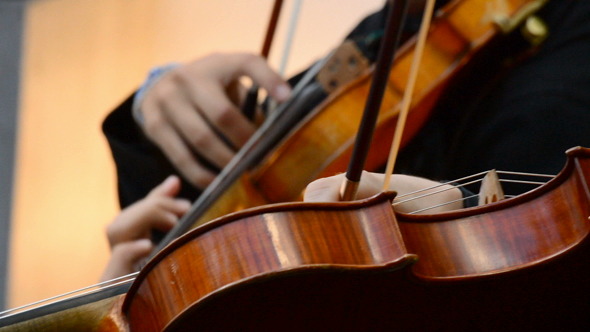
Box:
[102, 93, 201, 208]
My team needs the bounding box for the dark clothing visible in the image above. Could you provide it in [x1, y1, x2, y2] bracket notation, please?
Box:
[396, 1, 590, 187]
[103, 93, 198, 208]
[103, 0, 590, 207]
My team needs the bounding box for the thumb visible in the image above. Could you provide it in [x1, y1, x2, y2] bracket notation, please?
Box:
[100, 239, 153, 282]
[303, 175, 342, 202]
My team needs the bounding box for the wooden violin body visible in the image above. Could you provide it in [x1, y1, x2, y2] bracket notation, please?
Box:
[119, 147, 590, 331]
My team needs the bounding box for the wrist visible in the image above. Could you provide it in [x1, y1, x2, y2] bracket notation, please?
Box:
[132, 63, 179, 126]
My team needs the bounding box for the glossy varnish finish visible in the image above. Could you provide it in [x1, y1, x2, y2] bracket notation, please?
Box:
[399, 147, 590, 279]
[123, 148, 590, 331]
[123, 193, 416, 331]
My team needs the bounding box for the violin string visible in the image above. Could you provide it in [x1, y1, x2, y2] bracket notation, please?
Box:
[495, 170, 554, 178]
[407, 195, 475, 214]
[0, 272, 138, 318]
[394, 170, 556, 214]
[393, 179, 481, 213]
[394, 179, 478, 204]
[499, 178, 547, 186]
[395, 171, 490, 200]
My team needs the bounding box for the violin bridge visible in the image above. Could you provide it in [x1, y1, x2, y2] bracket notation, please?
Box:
[478, 169, 505, 206]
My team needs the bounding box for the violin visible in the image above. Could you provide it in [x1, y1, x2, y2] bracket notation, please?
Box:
[0, 0, 572, 330]
[120, 146, 590, 331]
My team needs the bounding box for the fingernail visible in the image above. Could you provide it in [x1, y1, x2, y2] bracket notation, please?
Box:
[136, 238, 154, 248]
[178, 199, 192, 210]
[274, 84, 291, 101]
[163, 175, 177, 185]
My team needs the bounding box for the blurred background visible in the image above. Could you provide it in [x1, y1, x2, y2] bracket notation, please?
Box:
[0, 0, 383, 310]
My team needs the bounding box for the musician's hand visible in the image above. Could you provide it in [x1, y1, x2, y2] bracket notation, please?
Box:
[303, 172, 463, 214]
[139, 53, 291, 189]
[100, 176, 191, 281]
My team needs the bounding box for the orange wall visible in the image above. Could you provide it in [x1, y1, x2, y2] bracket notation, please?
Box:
[8, 0, 382, 308]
